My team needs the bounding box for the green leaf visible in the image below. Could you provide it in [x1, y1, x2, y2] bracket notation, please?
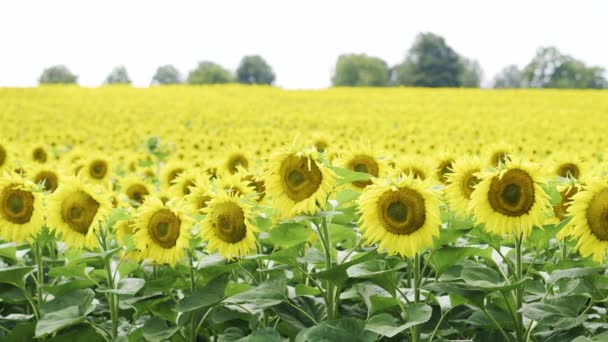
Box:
[39, 289, 95, 316]
[268, 222, 313, 248]
[35, 290, 96, 338]
[297, 318, 376, 342]
[353, 283, 398, 314]
[328, 223, 358, 249]
[3, 321, 35, 342]
[331, 167, 371, 186]
[520, 302, 587, 330]
[225, 282, 253, 297]
[48, 263, 90, 279]
[0, 266, 34, 287]
[335, 189, 360, 204]
[237, 327, 282, 342]
[224, 279, 286, 308]
[176, 275, 228, 313]
[347, 259, 406, 278]
[47, 324, 104, 342]
[295, 284, 321, 297]
[142, 317, 179, 342]
[97, 278, 144, 295]
[424, 282, 486, 308]
[0, 242, 17, 261]
[548, 266, 605, 284]
[430, 246, 493, 275]
[365, 304, 432, 337]
[315, 252, 376, 287]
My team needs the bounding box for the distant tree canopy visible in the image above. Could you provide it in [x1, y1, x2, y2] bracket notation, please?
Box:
[152, 65, 182, 85]
[236, 55, 275, 85]
[522, 47, 606, 89]
[332, 54, 389, 87]
[493, 65, 523, 88]
[39, 65, 78, 84]
[187, 62, 234, 84]
[392, 33, 467, 87]
[460, 58, 482, 88]
[105, 66, 131, 85]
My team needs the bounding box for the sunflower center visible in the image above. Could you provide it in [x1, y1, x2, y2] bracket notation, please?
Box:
[347, 154, 378, 188]
[487, 169, 535, 217]
[228, 154, 249, 174]
[378, 187, 426, 235]
[1, 186, 35, 224]
[198, 195, 212, 209]
[280, 155, 323, 201]
[212, 202, 247, 243]
[585, 188, 608, 241]
[89, 160, 108, 179]
[0, 145, 6, 167]
[60, 190, 100, 235]
[35, 171, 59, 192]
[126, 184, 149, 205]
[491, 151, 509, 166]
[33, 148, 47, 163]
[148, 209, 181, 249]
[168, 168, 184, 185]
[182, 180, 195, 196]
[557, 163, 580, 179]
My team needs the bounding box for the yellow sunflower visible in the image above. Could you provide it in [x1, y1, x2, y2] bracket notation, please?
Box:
[336, 146, 385, 190]
[30, 145, 50, 164]
[224, 150, 250, 175]
[551, 154, 587, 181]
[357, 174, 440, 257]
[120, 175, 152, 207]
[29, 164, 63, 193]
[445, 156, 482, 216]
[185, 175, 213, 213]
[212, 173, 257, 199]
[470, 161, 550, 237]
[133, 197, 192, 266]
[484, 142, 514, 167]
[200, 192, 258, 259]
[265, 146, 337, 217]
[80, 155, 113, 187]
[168, 168, 200, 199]
[562, 179, 608, 262]
[435, 153, 456, 185]
[0, 142, 11, 171]
[47, 176, 112, 249]
[0, 172, 45, 242]
[160, 160, 188, 190]
[395, 156, 434, 182]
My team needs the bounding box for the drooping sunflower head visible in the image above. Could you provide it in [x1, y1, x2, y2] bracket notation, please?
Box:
[357, 174, 440, 257]
[133, 197, 192, 266]
[445, 156, 482, 217]
[470, 160, 550, 237]
[120, 175, 152, 207]
[47, 176, 112, 249]
[265, 146, 337, 217]
[200, 192, 258, 259]
[0, 172, 45, 243]
[563, 179, 608, 263]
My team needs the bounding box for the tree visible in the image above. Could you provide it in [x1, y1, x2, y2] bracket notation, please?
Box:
[105, 65, 131, 85]
[236, 55, 275, 85]
[39, 65, 78, 84]
[187, 62, 233, 84]
[152, 65, 182, 85]
[460, 58, 482, 87]
[332, 54, 389, 86]
[493, 65, 523, 88]
[522, 47, 606, 89]
[392, 33, 464, 87]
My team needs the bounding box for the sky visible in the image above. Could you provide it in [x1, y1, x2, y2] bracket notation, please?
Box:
[1, 0, 607, 89]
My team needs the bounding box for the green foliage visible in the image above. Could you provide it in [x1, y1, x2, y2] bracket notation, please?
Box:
[392, 33, 465, 87]
[104, 65, 131, 85]
[332, 54, 389, 87]
[187, 61, 234, 84]
[236, 55, 275, 85]
[493, 64, 523, 88]
[151, 64, 182, 85]
[39, 65, 78, 84]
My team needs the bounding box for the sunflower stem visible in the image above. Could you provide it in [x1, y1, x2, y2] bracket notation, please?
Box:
[411, 253, 421, 342]
[515, 233, 524, 342]
[33, 241, 44, 307]
[100, 228, 119, 339]
[188, 249, 198, 342]
[319, 216, 337, 320]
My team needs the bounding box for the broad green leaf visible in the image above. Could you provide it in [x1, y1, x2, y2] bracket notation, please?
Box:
[47, 324, 104, 342]
[142, 317, 179, 342]
[548, 266, 605, 284]
[39, 289, 95, 316]
[35, 291, 96, 337]
[45, 279, 96, 297]
[4, 321, 36, 342]
[0, 242, 17, 261]
[335, 189, 360, 204]
[268, 222, 313, 248]
[331, 167, 371, 186]
[365, 304, 432, 337]
[520, 302, 587, 330]
[295, 284, 321, 297]
[0, 266, 34, 287]
[329, 223, 358, 249]
[98, 277, 145, 295]
[48, 263, 90, 279]
[225, 282, 253, 297]
[315, 252, 376, 287]
[347, 259, 407, 278]
[297, 318, 376, 342]
[176, 275, 228, 313]
[424, 282, 486, 308]
[430, 246, 493, 275]
[237, 327, 282, 342]
[353, 283, 398, 314]
[224, 279, 286, 308]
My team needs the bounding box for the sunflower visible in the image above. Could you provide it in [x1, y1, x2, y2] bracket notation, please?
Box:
[435, 153, 456, 184]
[357, 174, 440, 257]
[168, 168, 200, 198]
[212, 173, 257, 200]
[559, 179, 608, 262]
[395, 156, 433, 182]
[445, 156, 482, 217]
[337, 147, 385, 189]
[0, 172, 45, 242]
[470, 161, 550, 237]
[120, 175, 152, 207]
[551, 154, 587, 180]
[0, 142, 10, 170]
[80, 155, 113, 186]
[133, 197, 192, 266]
[265, 146, 337, 217]
[160, 160, 187, 190]
[242, 173, 266, 202]
[114, 218, 135, 246]
[484, 143, 514, 167]
[200, 192, 258, 259]
[224, 151, 249, 175]
[31, 145, 49, 164]
[185, 176, 213, 213]
[30, 164, 62, 193]
[47, 176, 112, 249]
[553, 183, 580, 223]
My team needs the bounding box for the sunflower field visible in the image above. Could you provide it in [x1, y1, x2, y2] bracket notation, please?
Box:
[1, 85, 608, 342]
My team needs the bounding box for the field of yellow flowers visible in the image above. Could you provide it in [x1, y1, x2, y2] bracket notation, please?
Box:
[0, 85, 607, 341]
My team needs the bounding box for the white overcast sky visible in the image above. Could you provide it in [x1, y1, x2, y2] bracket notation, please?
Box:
[1, 0, 607, 89]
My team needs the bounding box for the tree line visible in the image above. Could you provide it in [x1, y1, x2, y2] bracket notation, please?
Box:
[37, 32, 607, 89]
